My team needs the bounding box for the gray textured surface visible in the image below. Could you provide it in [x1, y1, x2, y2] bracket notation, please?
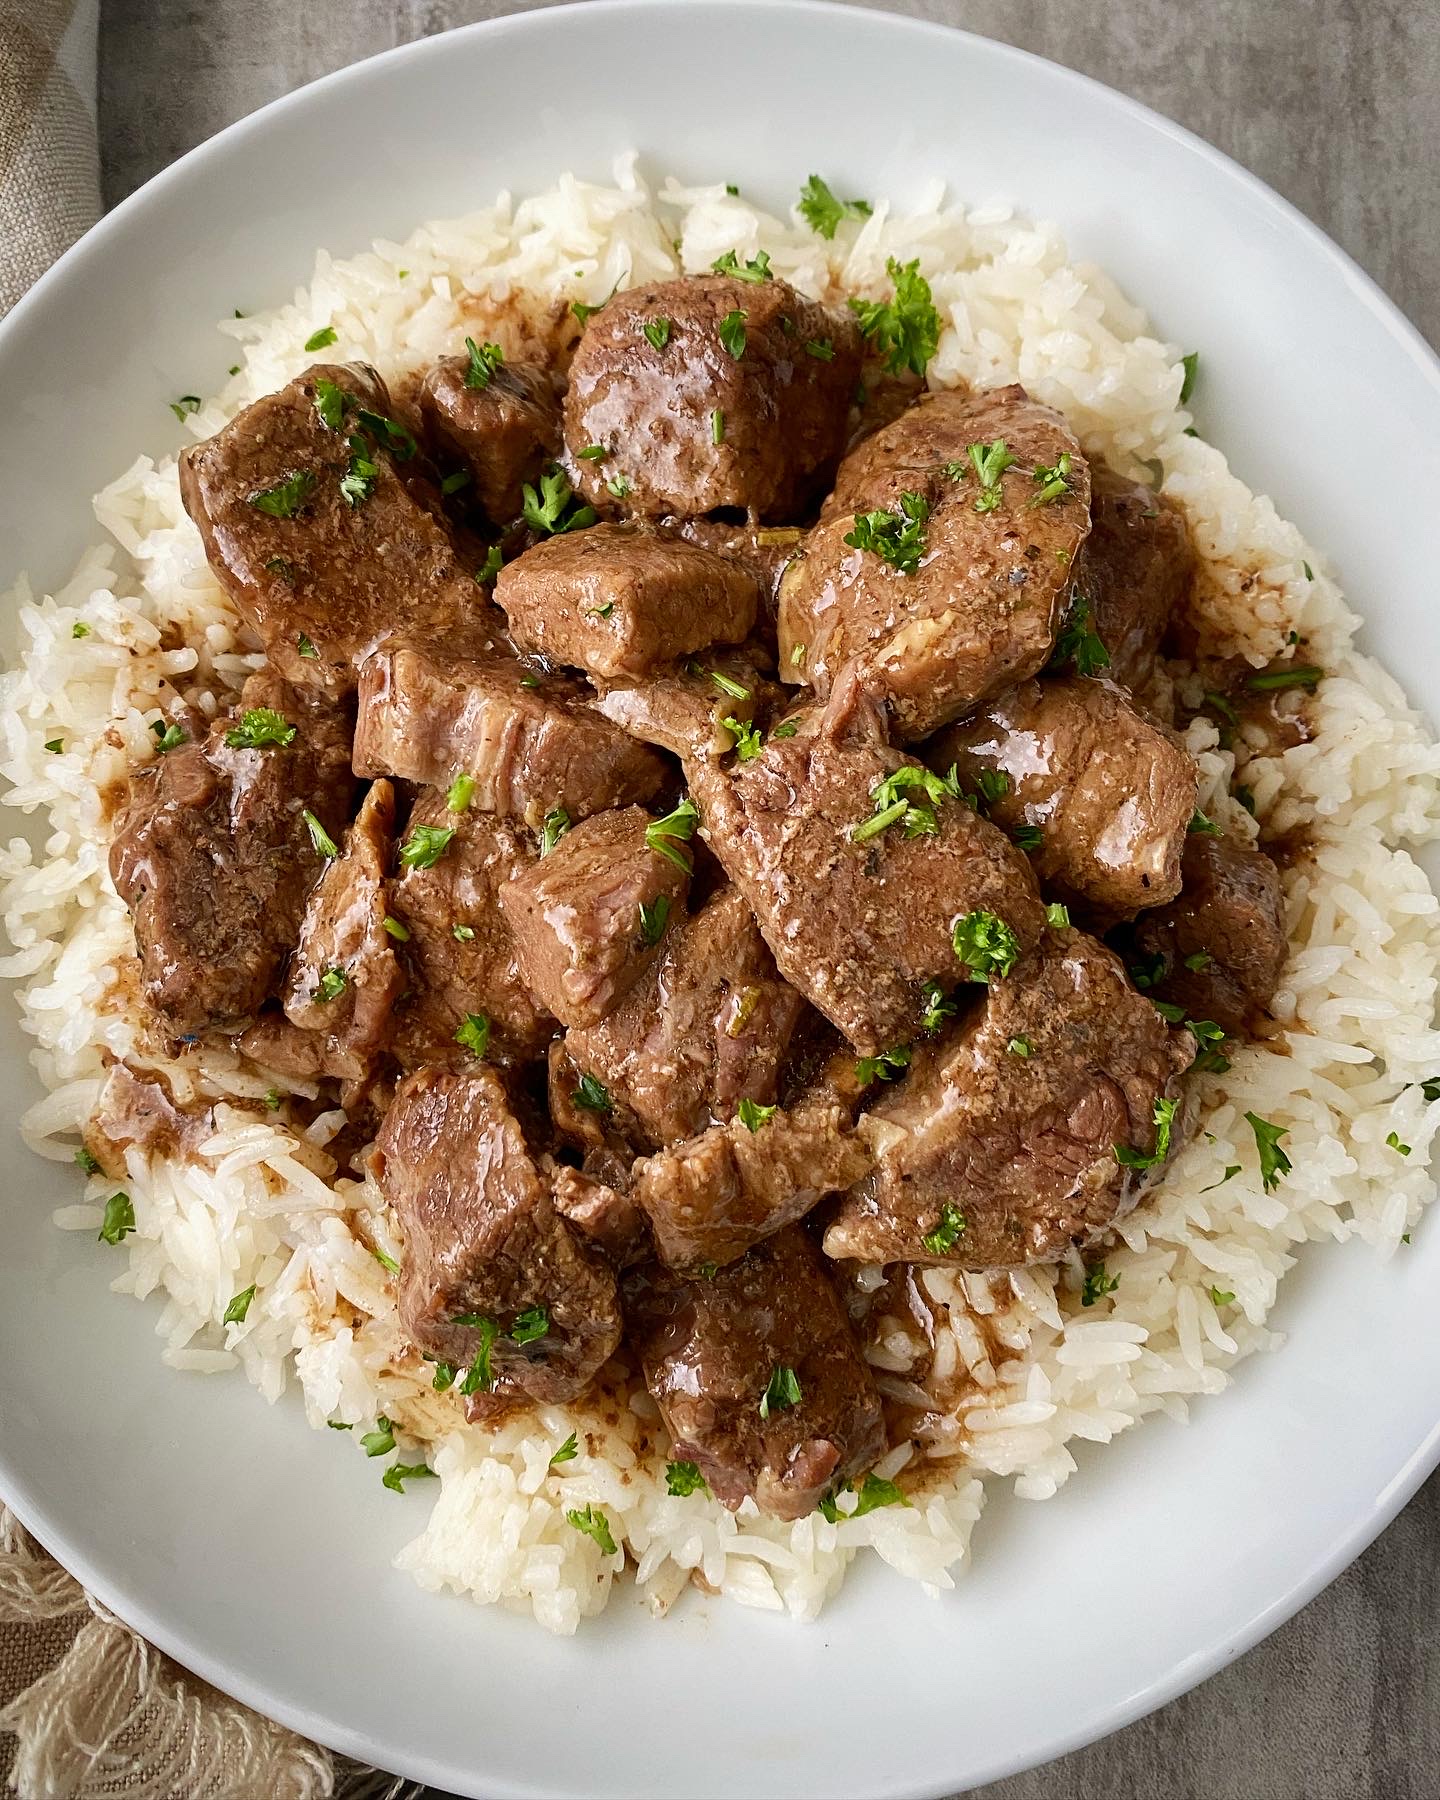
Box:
[97, 4, 1440, 1797]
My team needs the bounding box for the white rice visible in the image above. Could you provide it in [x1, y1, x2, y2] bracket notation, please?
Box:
[4, 155, 1438, 1634]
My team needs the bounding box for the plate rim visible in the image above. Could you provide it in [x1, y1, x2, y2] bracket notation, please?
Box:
[2, 3, 1438, 1793]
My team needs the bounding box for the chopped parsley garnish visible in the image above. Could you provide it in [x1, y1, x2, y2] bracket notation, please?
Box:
[98, 1192, 135, 1245]
[523, 465, 597, 536]
[1029, 453, 1073, 507]
[476, 544, 504, 584]
[382, 1462, 436, 1494]
[585, 600, 616, 618]
[844, 490, 929, 574]
[790, 642, 807, 666]
[1179, 351, 1199, 405]
[225, 707, 295, 750]
[1152, 999, 1186, 1023]
[718, 309, 748, 359]
[605, 474, 631, 500]
[721, 715, 764, 761]
[772, 720, 798, 739]
[1387, 1131, 1412, 1156]
[1129, 952, 1165, 990]
[550, 1432, 579, 1466]
[431, 1361, 457, 1392]
[1184, 951, 1214, 971]
[315, 967, 347, 1002]
[440, 469, 471, 496]
[399, 823, 456, 869]
[855, 1044, 912, 1086]
[852, 763, 959, 843]
[1114, 1094, 1179, 1170]
[921, 1202, 967, 1255]
[643, 316, 673, 351]
[1208, 1285, 1236, 1307]
[339, 436, 378, 507]
[920, 979, 956, 1035]
[372, 1246, 400, 1276]
[737, 1097, 777, 1132]
[948, 438, 1019, 512]
[327, 1420, 353, 1430]
[446, 772, 474, 812]
[303, 808, 339, 858]
[297, 632, 318, 659]
[511, 1305, 549, 1344]
[264, 1088, 280, 1111]
[72, 622, 90, 638]
[819, 1473, 908, 1521]
[169, 394, 202, 422]
[1186, 1019, 1229, 1073]
[1203, 690, 1239, 729]
[805, 338, 835, 360]
[1246, 664, 1323, 693]
[1202, 1165, 1241, 1192]
[976, 768, 1011, 807]
[566, 1504, 618, 1555]
[573, 1072, 613, 1115]
[248, 470, 316, 518]
[361, 1416, 396, 1458]
[759, 1364, 802, 1420]
[454, 1012, 491, 1059]
[74, 1147, 100, 1175]
[1189, 809, 1222, 836]
[796, 174, 873, 237]
[304, 325, 338, 352]
[638, 895, 670, 947]
[578, 444, 607, 461]
[571, 298, 603, 326]
[519, 675, 541, 690]
[951, 910, 1021, 983]
[463, 337, 505, 388]
[1008, 1036, 1032, 1058]
[1046, 902, 1071, 929]
[645, 797, 700, 872]
[710, 408, 726, 445]
[354, 407, 417, 461]
[540, 807, 572, 856]
[264, 556, 296, 584]
[1081, 1264, 1121, 1307]
[1011, 824, 1044, 852]
[152, 722, 187, 754]
[666, 1460, 708, 1496]
[452, 924, 475, 941]
[707, 668, 750, 700]
[1048, 595, 1111, 676]
[458, 1316, 499, 1395]
[711, 249, 772, 283]
[44, 739, 62, 754]
[1235, 784, 1257, 816]
[848, 256, 940, 377]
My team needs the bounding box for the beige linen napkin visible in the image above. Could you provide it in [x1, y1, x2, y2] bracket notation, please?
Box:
[0, 12, 415, 1797]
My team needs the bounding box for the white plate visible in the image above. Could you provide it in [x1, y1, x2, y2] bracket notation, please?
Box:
[2, 5, 1438, 1795]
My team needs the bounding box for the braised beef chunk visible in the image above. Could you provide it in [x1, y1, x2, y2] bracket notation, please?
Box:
[1072, 459, 1194, 710]
[353, 637, 668, 817]
[236, 1010, 372, 1085]
[928, 674, 1199, 923]
[625, 1228, 885, 1520]
[661, 518, 805, 617]
[632, 1102, 871, 1272]
[688, 670, 1046, 1056]
[824, 927, 1194, 1268]
[497, 806, 690, 1030]
[557, 885, 806, 1150]
[1131, 833, 1287, 1034]
[494, 524, 760, 681]
[109, 671, 355, 1036]
[387, 789, 553, 1067]
[591, 648, 784, 760]
[374, 1067, 621, 1410]
[550, 1163, 650, 1268]
[777, 385, 1090, 739]
[179, 362, 479, 692]
[282, 779, 404, 1067]
[420, 354, 561, 523]
[564, 273, 862, 519]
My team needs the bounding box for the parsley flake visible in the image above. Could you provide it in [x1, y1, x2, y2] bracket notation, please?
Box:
[315, 967, 347, 1002]
[511, 1305, 549, 1344]
[844, 490, 929, 574]
[643, 316, 673, 351]
[400, 823, 456, 869]
[454, 1013, 491, 1059]
[1081, 1264, 1121, 1307]
[848, 257, 940, 377]
[722, 715, 764, 761]
[645, 797, 700, 872]
[759, 1365, 802, 1419]
[463, 338, 505, 389]
[361, 1416, 396, 1458]
[566, 1504, 618, 1555]
[248, 470, 316, 518]
[1114, 1095, 1179, 1171]
[797, 174, 873, 237]
[522, 465, 597, 536]
[446, 773, 475, 812]
[718, 309, 747, 359]
[573, 1072, 613, 1115]
[304, 325, 338, 352]
[1048, 595, 1111, 676]
[382, 1462, 436, 1494]
[303, 808, 339, 858]
[855, 1044, 911, 1086]
[921, 1202, 967, 1256]
[666, 1460, 708, 1496]
[225, 707, 295, 750]
[711, 249, 772, 283]
[540, 807, 572, 856]
[952, 910, 1021, 982]
[550, 1433, 579, 1466]
[737, 1097, 777, 1132]
[638, 895, 670, 947]
[98, 1192, 135, 1245]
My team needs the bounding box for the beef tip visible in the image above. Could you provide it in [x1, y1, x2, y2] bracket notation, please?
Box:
[550, 1162, 650, 1268]
[660, 518, 804, 617]
[109, 671, 355, 1037]
[777, 385, 1090, 740]
[280, 778, 405, 1068]
[353, 636, 667, 819]
[928, 674, 1199, 923]
[556, 885, 806, 1150]
[632, 1102, 871, 1272]
[591, 647, 785, 760]
[237, 1010, 369, 1086]
[687, 669, 1046, 1056]
[179, 363, 481, 692]
[373, 1067, 621, 1411]
[419, 353, 561, 523]
[387, 789, 553, 1066]
[824, 925, 1194, 1268]
[1073, 459, 1194, 711]
[625, 1228, 885, 1520]
[494, 523, 759, 681]
[1130, 833, 1287, 1034]
[497, 806, 690, 1030]
[564, 273, 862, 520]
